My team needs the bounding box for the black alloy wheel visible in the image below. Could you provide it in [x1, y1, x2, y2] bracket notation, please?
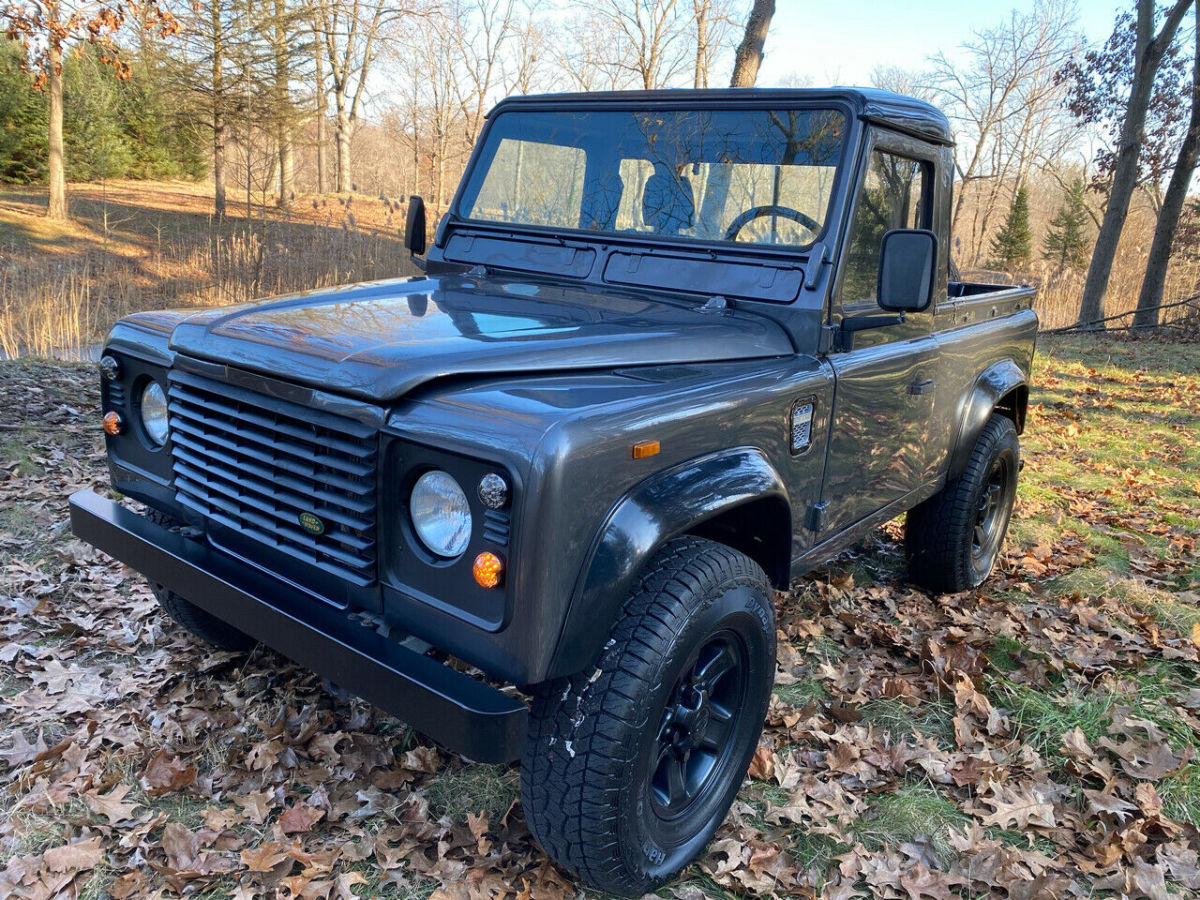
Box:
[650, 632, 748, 819]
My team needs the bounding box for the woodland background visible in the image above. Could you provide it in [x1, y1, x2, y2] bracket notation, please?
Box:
[0, 0, 1197, 355]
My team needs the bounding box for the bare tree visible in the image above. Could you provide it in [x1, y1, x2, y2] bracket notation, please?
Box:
[690, 0, 738, 88]
[926, 0, 1080, 265]
[164, 0, 250, 219]
[452, 0, 519, 147]
[581, 0, 691, 89]
[313, 34, 327, 192]
[729, 0, 772, 87]
[308, 0, 413, 193]
[1075, 0, 1193, 329]
[1134, 1, 1199, 330]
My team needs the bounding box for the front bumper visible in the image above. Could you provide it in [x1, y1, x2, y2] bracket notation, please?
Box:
[69, 490, 528, 763]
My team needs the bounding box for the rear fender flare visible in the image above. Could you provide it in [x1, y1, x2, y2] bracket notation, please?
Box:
[947, 359, 1028, 482]
[545, 447, 790, 680]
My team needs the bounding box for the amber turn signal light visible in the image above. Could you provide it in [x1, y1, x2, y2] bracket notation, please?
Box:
[103, 411, 124, 436]
[473, 551, 504, 589]
[632, 440, 660, 459]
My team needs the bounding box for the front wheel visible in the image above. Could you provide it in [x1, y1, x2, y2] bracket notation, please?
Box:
[906, 413, 1019, 592]
[521, 537, 776, 896]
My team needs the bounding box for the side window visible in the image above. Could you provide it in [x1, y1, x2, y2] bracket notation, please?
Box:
[839, 150, 929, 309]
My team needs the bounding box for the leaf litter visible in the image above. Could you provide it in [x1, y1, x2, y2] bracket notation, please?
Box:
[1, 337, 1200, 898]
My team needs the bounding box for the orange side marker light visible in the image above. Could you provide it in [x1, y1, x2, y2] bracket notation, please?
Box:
[103, 411, 124, 435]
[632, 440, 660, 459]
[473, 551, 504, 589]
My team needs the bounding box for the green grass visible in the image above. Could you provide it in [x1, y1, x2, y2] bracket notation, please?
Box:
[1159, 764, 1200, 828]
[773, 676, 828, 707]
[861, 697, 956, 749]
[0, 427, 40, 476]
[423, 763, 519, 824]
[988, 680, 1119, 763]
[852, 782, 969, 865]
[985, 635, 1028, 673]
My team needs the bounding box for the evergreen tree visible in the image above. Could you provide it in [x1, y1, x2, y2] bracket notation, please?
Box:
[0, 44, 48, 183]
[990, 186, 1033, 270]
[1042, 177, 1091, 272]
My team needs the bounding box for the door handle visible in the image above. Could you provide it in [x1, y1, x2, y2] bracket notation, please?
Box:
[907, 378, 936, 396]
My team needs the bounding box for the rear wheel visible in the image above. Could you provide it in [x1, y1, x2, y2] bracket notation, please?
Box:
[521, 537, 776, 896]
[906, 414, 1019, 592]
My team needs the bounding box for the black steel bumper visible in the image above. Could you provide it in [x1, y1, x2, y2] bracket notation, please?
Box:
[69, 490, 528, 764]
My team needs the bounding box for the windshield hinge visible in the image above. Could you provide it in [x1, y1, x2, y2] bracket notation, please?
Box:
[700, 295, 731, 312]
[804, 242, 832, 290]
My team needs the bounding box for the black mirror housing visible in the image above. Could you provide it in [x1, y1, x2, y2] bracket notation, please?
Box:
[405, 195, 427, 256]
[877, 228, 937, 313]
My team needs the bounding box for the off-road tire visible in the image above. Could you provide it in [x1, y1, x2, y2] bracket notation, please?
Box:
[145, 509, 255, 652]
[906, 413, 1019, 593]
[521, 536, 776, 897]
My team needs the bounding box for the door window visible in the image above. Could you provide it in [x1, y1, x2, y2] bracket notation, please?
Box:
[839, 150, 929, 310]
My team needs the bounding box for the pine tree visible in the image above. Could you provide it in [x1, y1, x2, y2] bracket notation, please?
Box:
[990, 187, 1033, 270]
[1043, 178, 1091, 272]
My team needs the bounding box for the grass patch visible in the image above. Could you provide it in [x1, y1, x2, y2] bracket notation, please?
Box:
[852, 782, 968, 865]
[346, 860, 439, 899]
[0, 428, 39, 476]
[985, 635, 1027, 673]
[861, 697, 956, 748]
[773, 676, 827, 707]
[150, 792, 212, 830]
[1160, 764, 1200, 828]
[989, 680, 1118, 763]
[423, 763, 518, 824]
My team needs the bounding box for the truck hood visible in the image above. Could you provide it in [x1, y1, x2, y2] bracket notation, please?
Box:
[167, 274, 794, 402]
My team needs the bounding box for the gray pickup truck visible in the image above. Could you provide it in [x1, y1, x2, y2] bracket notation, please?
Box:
[70, 88, 1036, 894]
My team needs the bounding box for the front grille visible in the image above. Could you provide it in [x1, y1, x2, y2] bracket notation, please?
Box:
[167, 370, 379, 586]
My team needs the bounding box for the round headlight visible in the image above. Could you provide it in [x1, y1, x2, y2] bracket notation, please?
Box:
[410, 470, 472, 558]
[140, 381, 169, 447]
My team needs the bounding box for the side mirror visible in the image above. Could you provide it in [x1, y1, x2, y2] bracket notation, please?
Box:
[878, 228, 937, 312]
[404, 195, 427, 257]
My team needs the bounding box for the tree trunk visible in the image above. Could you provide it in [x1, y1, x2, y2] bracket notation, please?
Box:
[693, 0, 709, 89]
[211, 0, 226, 220]
[46, 38, 67, 221]
[274, 0, 294, 209]
[213, 110, 226, 220]
[1133, 5, 1200, 332]
[1077, 0, 1192, 329]
[729, 0, 774, 88]
[335, 104, 352, 193]
[315, 50, 327, 194]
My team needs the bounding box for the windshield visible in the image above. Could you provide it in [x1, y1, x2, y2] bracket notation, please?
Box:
[457, 107, 848, 249]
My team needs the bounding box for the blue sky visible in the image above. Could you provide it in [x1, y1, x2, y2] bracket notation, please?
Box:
[757, 1, 1127, 87]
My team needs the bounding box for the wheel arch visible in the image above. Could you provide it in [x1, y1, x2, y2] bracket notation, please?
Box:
[946, 359, 1028, 482]
[545, 447, 790, 680]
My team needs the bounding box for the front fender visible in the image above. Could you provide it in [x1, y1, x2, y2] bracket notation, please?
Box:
[545, 447, 790, 680]
[947, 359, 1028, 481]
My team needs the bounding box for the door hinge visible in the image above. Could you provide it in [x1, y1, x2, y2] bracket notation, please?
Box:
[804, 500, 829, 532]
[818, 325, 846, 354]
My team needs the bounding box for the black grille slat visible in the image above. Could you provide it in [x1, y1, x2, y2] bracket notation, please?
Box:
[169, 410, 373, 478]
[170, 386, 371, 457]
[170, 429, 373, 496]
[171, 443, 374, 513]
[173, 480, 375, 562]
[167, 371, 379, 585]
[174, 463, 374, 536]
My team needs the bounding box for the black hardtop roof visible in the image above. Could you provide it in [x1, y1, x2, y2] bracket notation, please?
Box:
[489, 86, 954, 147]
